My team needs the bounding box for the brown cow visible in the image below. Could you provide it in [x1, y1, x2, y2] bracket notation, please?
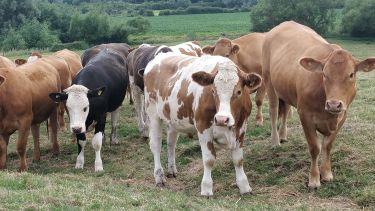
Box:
[0, 60, 61, 171]
[0, 56, 16, 69]
[262, 21, 375, 188]
[202, 33, 266, 126]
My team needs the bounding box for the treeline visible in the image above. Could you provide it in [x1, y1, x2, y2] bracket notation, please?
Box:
[0, 0, 149, 51]
[250, 0, 375, 37]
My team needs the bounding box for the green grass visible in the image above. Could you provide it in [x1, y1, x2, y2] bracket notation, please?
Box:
[1, 25, 375, 210]
[112, 12, 251, 44]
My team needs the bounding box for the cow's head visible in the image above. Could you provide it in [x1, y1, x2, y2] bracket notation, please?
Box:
[49, 85, 105, 134]
[300, 49, 375, 114]
[14, 59, 27, 66]
[202, 38, 239, 62]
[192, 60, 262, 138]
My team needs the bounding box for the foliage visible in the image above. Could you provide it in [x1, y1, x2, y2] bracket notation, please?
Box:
[126, 17, 151, 34]
[0, 0, 39, 33]
[50, 41, 89, 52]
[19, 19, 60, 49]
[1, 28, 27, 51]
[250, 0, 335, 34]
[341, 0, 375, 37]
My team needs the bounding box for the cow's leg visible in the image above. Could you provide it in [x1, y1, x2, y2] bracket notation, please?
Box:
[49, 107, 59, 156]
[58, 103, 66, 131]
[264, 82, 280, 146]
[17, 119, 32, 171]
[232, 145, 252, 194]
[110, 107, 120, 145]
[167, 126, 179, 178]
[131, 83, 147, 137]
[0, 135, 10, 169]
[148, 114, 165, 186]
[127, 83, 133, 105]
[93, 116, 105, 172]
[198, 130, 215, 196]
[31, 124, 41, 161]
[320, 132, 337, 182]
[141, 95, 149, 138]
[255, 84, 266, 126]
[75, 133, 86, 169]
[278, 102, 291, 142]
[300, 114, 321, 188]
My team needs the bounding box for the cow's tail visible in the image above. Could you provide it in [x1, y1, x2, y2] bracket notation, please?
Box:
[46, 119, 50, 141]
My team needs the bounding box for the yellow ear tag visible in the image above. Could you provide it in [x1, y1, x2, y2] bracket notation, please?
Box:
[97, 90, 102, 96]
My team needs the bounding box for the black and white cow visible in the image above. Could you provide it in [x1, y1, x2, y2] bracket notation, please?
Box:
[126, 44, 172, 137]
[50, 49, 128, 171]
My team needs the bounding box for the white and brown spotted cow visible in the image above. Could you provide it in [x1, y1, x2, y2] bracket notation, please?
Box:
[144, 53, 262, 196]
[170, 41, 203, 57]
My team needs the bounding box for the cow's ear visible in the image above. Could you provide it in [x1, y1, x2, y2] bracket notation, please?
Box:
[299, 57, 324, 71]
[202, 45, 215, 55]
[357, 57, 375, 72]
[231, 44, 240, 54]
[128, 47, 137, 53]
[49, 92, 68, 102]
[15, 59, 27, 66]
[138, 68, 145, 77]
[241, 72, 262, 91]
[0, 75, 5, 87]
[192, 71, 216, 86]
[88, 87, 106, 98]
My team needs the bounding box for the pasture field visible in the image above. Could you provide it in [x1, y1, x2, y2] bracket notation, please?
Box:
[112, 12, 251, 44]
[1, 38, 374, 210]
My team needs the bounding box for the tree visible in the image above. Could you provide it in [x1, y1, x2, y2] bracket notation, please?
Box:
[19, 19, 60, 49]
[1, 28, 27, 51]
[0, 0, 39, 33]
[341, 0, 375, 37]
[250, 0, 334, 34]
[126, 17, 151, 34]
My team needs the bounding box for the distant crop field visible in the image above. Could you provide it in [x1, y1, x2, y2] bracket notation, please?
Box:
[1, 38, 375, 210]
[112, 12, 251, 44]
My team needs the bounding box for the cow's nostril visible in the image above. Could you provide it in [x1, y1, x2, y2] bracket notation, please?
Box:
[72, 127, 82, 133]
[225, 118, 229, 123]
[337, 102, 343, 109]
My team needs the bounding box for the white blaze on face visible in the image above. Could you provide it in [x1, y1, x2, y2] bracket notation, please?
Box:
[65, 85, 90, 133]
[214, 61, 238, 127]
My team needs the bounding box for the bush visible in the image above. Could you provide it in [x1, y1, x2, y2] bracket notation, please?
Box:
[341, 0, 375, 37]
[19, 19, 60, 49]
[250, 0, 335, 34]
[126, 17, 151, 34]
[138, 9, 154, 16]
[108, 24, 129, 43]
[50, 41, 89, 51]
[1, 28, 27, 51]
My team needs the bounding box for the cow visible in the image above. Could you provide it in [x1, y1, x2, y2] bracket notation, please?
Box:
[82, 43, 132, 105]
[202, 34, 267, 126]
[126, 45, 172, 137]
[17, 50, 82, 130]
[14, 58, 27, 66]
[49, 49, 129, 171]
[0, 60, 61, 171]
[0, 56, 16, 68]
[262, 21, 375, 188]
[170, 41, 203, 57]
[144, 53, 262, 196]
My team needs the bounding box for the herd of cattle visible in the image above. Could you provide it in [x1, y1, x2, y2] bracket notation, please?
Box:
[0, 21, 374, 196]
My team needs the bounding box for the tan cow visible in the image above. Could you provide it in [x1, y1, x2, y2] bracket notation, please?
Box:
[0, 60, 61, 171]
[144, 53, 262, 196]
[202, 33, 266, 126]
[262, 21, 375, 188]
[0, 56, 16, 69]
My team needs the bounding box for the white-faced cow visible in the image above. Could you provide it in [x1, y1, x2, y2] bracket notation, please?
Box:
[50, 49, 129, 171]
[144, 53, 262, 196]
[0, 60, 61, 171]
[262, 21, 375, 188]
[202, 34, 267, 126]
[170, 41, 203, 57]
[126, 45, 172, 137]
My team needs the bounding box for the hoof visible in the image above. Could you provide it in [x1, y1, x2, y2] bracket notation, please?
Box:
[75, 163, 84, 169]
[306, 181, 320, 190]
[110, 140, 119, 145]
[166, 173, 177, 178]
[241, 191, 255, 196]
[280, 139, 288, 144]
[156, 182, 165, 188]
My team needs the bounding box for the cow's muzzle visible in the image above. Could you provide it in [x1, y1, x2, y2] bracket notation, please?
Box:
[215, 115, 230, 126]
[325, 100, 345, 114]
[72, 126, 83, 134]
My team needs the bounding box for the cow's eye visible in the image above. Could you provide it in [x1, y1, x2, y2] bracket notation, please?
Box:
[349, 72, 354, 78]
[237, 90, 242, 95]
[225, 54, 230, 57]
[83, 107, 88, 112]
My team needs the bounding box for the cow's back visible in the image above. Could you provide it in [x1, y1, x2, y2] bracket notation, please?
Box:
[54, 49, 82, 78]
[41, 55, 72, 90]
[81, 43, 130, 66]
[0, 56, 16, 69]
[263, 21, 335, 107]
[75, 49, 128, 112]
